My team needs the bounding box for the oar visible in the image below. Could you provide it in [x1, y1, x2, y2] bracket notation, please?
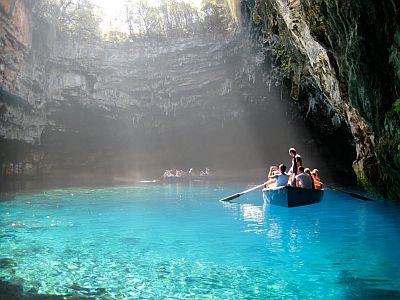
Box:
[220, 182, 268, 202]
[324, 184, 374, 201]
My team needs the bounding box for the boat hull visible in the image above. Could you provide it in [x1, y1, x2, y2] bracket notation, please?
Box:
[162, 176, 185, 183]
[262, 186, 324, 207]
[162, 175, 210, 183]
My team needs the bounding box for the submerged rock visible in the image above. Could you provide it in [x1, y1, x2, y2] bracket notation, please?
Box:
[0, 257, 16, 268]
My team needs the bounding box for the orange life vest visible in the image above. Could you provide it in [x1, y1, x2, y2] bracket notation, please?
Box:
[312, 174, 322, 189]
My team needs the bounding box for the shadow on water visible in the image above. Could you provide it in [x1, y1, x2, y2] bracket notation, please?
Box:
[0, 174, 132, 202]
[338, 270, 400, 300]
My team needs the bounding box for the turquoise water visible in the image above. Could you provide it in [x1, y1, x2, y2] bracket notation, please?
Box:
[0, 183, 399, 299]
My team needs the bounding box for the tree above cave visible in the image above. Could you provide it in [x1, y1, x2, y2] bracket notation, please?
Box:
[32, 0, 235, 42]
[33, 0, 101, 40]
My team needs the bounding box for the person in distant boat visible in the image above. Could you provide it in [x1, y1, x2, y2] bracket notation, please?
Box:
[266, 164, 289, 188]
[164, 169, 173, 177]
[311, 169, 323, 189]
[304, 168, 315, 189]
[295, 166, 313, 189]
[200, 168, 210, 176]
[288, 147, 302, 186]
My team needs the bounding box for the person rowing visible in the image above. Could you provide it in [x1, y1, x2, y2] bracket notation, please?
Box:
[266, 164, 289, 188]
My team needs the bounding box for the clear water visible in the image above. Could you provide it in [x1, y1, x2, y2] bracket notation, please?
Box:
[0, 183, 399, 299]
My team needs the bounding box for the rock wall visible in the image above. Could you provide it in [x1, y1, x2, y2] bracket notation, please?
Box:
[0, 0, 48, 178]
[3, 1, 351, 181]
[247, 0, 400, 199]
[40, 35, 347, 178]
[0, 0, 46, 144]
[4, 0, 395, 197]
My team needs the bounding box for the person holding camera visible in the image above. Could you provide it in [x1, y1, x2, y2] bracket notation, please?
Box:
[266, 164, 289, 188]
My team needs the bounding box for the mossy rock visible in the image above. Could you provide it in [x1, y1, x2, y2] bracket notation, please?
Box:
[374, 137, 400, 199]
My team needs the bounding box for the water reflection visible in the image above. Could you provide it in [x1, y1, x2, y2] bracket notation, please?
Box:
[240, 203, 264, 223]
[221, 192, 400, 295]
[221, 196, 325, 255]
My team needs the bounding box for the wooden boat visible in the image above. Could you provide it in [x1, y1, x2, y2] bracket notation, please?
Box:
[262, 186, 324, 207]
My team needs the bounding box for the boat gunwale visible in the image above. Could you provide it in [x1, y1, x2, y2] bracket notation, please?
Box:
[262, 186, 324, 207]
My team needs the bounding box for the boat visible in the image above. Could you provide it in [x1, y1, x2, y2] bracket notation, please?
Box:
[162, 168, 211, 183]
[262, 186, 324, 207]
[162, 174, 211, 183]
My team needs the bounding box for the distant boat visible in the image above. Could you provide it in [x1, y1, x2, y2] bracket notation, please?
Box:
[162, 174, 211, 183]
[162, 168, 211, 183]
[262, 186, 324, 207]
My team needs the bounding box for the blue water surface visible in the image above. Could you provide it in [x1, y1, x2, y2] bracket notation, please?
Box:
[0, 183, 399, 299]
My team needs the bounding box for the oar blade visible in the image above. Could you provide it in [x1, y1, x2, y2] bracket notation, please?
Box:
[220, 193, 242, 202]
[326, 185, 374, 201]
[219, 182, 268, 202]
[347, 192, 373, 201]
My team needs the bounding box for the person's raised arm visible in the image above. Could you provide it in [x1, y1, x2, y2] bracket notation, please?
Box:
[268, 166, 278, 178]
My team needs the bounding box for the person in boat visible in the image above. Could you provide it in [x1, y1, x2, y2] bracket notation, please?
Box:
[311, 169, 323, 189]
[163, 169, 174, 177]
[304, 168, 315, 189]
[266, 164, 289, 188]
[288, 147, 302, 186]
[200, 168, 210, 176]
[295, 166, 313, 189]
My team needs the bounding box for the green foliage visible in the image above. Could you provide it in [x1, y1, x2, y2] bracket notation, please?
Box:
[394, 97, 400, 113]
[33, 0, 101, 41]
[272, 44, 294, 78]
[105, 30, 129, 43]
[124, 0, 234, 40]
[201, 0, 234, 34]
[125, 0, 201, 39]
[33, 0, 234, 41]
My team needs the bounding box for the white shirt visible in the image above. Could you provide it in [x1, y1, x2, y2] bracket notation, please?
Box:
[295, 172, 313, 189]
